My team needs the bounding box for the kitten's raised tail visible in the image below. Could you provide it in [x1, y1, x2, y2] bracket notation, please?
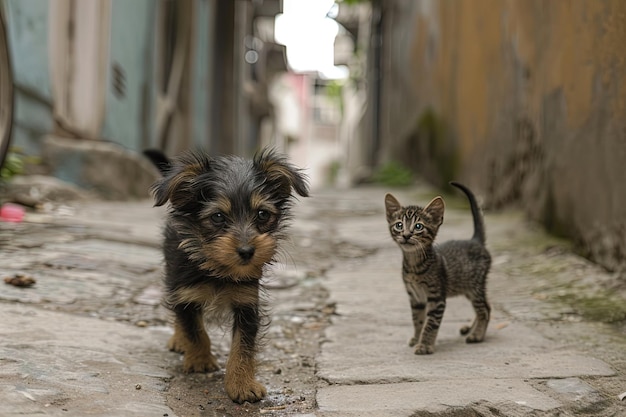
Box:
[449, 181, 486, 245]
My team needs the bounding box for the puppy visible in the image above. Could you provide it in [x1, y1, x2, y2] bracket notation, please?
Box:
[145, 148, 308, 403]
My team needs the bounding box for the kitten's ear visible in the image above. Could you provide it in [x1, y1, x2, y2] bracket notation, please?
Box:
[385, 194, 402, 220]
[424, 196, 445, 226]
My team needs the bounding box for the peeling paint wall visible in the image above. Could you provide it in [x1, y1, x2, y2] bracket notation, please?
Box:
[381, 0, 626, 275]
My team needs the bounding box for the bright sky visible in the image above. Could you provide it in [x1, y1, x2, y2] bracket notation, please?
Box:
[274, 0, 348, 79]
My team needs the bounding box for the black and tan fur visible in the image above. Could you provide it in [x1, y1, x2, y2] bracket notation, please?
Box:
[384, 182, 491, 354]
[146, 148, 308, 403]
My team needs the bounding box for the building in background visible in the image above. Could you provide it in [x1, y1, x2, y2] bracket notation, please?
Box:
[269, 0, 352, 189]
[1, 0, 365, 193]
[1, 0, 287, 197]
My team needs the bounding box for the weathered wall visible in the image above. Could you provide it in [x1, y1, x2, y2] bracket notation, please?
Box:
[381, 0, 626, 275]
[102, 0, 156, 152]
[4, 0, 54, 155]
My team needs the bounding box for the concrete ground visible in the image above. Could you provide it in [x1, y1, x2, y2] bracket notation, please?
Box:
[1, 183, 625, 416]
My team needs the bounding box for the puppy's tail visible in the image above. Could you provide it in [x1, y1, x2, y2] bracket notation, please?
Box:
[143, 149, 171, 175]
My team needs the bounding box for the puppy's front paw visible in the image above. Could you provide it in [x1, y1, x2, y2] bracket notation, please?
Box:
[182, 351, 219, 373]
[167, 334, 186, 353]
[225, 378, 267, 404]
[414, 343, 434, 355]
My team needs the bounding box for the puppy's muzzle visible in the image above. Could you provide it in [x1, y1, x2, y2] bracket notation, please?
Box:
[237, 245, 255, 263]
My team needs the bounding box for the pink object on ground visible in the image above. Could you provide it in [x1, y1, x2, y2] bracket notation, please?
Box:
[0, 203, 25, 222]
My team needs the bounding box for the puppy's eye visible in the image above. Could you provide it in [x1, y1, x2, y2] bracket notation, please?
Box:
[393, 222, 403, 231]
[210, 212, 225, 225]
[257, 209, 270, 223]
[414, 223, 424, 231]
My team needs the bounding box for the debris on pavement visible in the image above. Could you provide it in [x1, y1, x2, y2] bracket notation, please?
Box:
[3, 273, 36, 287]
[0, 202, 25, 222]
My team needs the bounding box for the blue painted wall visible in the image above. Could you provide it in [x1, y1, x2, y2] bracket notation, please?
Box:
[3, 0, 216, 157]
[101, 0, 157, 152]
[191, 0, 213, 148]
[4, 0, 53, 155]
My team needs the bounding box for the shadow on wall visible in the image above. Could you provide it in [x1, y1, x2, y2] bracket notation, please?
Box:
[404, 108, 459, 190]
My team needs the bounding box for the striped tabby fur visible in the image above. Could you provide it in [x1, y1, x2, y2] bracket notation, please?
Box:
[384, 182, 491, 354]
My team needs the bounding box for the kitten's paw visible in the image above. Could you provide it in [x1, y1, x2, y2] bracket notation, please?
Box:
[465, 333, 485, 344]
[459, 325, 471, 336]
[414, 344, 434, 355]
[408, 337, 419, 347]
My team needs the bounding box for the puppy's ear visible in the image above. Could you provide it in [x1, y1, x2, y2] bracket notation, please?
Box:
[143, 149, 171, 174]
[254, 148, 309, 198]
[150, 151, 209, 207]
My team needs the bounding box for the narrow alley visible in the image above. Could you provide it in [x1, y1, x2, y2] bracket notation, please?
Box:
[1, 183, 624, 416]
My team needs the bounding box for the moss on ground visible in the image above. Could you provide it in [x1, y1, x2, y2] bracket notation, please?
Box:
[552, 292, 626, 324]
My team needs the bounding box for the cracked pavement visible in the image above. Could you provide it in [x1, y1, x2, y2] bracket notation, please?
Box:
[1, 184, 625, 416]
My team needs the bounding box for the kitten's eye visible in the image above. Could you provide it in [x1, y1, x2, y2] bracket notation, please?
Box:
[393, 222, 403, 231]
[257, 209, 270, 223]
[210, 212, 226, 225]
[414, 223, 424, 231]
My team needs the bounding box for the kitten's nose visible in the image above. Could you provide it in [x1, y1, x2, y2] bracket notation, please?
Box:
[237, 245, 255, 261]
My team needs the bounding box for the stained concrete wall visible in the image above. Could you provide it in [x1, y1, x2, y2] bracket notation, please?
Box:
[379, 0, 626, 276]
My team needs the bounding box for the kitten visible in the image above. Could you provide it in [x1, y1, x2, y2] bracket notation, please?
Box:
[384, 182, 491, 354]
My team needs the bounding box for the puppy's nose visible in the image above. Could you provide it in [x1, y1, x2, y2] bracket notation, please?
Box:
[237, 245, 255, 261]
